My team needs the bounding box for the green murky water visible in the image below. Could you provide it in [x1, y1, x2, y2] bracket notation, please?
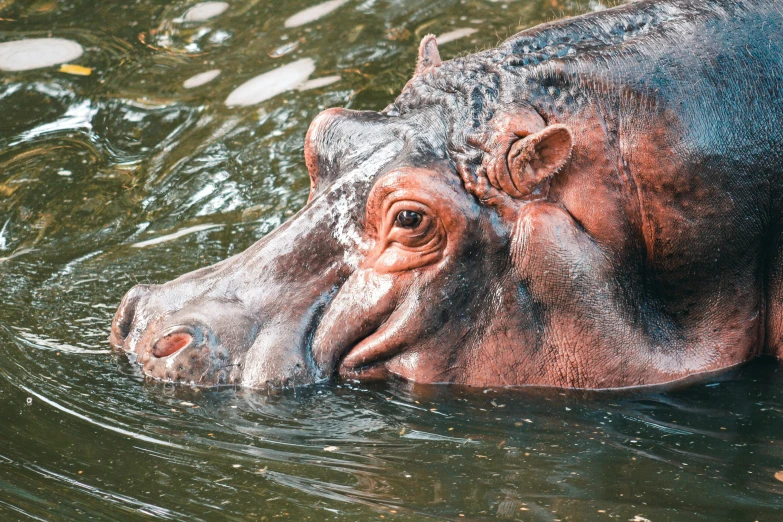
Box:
[1, 0, 783, 520]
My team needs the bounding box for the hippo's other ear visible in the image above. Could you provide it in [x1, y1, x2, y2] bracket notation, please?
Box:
[415, 34, 441, 75]
[488, 124, 573, 199]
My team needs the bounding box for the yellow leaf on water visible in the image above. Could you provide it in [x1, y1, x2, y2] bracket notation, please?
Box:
[59, 64, 92, 76]
[0, 183, 18, 197]
[775, 470, 783, 482]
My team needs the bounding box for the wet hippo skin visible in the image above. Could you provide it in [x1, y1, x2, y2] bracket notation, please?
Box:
[110, 0, 783, 389]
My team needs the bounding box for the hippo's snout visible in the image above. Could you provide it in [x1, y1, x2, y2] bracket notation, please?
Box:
[110, 283, 294, 387]
[139, 321, 238, 385]
[110, 284, 155, 349]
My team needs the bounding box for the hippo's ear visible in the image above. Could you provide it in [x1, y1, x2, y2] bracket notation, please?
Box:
[415, 34, 441, 75]
[479, 124, 572, 200]
[505, 125, 573, 198]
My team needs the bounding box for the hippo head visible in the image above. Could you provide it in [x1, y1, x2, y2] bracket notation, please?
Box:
[110, 37, 577, 388]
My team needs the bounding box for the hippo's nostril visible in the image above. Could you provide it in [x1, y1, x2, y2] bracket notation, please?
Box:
[110, 284, 155, 349]
[152, 326, 196, 358]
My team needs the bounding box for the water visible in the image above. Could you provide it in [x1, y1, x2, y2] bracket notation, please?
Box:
[1, 0, 783, 519]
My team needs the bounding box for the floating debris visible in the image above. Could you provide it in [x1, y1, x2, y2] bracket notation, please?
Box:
[0, 38, 83, 71]
[436, 28, 478, 44]
[225, 58, 315, 107]
[386, 26, 411, 41]
[284, 0, 349, 28]
[323, 446, 339, 452]
[347, 24, 364, 43]
[59, 64, 92, 76]
[182, 2, 228, 22]
[183, 69, 221, 89]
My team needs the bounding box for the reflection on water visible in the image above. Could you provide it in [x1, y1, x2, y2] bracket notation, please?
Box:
[225, 58, 316, 107]
[183, 69, 222, 89]
[436, 27, 479, 44]
[284, 0, 351, 29]
[0, 38, 83, 71]
[1, 0, 782, 519]
[181, 2, 230, 23]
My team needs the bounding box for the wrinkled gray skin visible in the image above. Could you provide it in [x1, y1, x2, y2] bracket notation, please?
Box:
[111, 0, 783, 389]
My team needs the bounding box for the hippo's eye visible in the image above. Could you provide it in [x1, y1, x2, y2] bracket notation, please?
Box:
[394, 210, 423, 229]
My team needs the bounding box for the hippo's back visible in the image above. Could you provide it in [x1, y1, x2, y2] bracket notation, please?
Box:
[502, 0, 783, 164]
[503, 0, 783, 351]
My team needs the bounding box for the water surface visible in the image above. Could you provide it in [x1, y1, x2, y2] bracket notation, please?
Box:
[2, 0, 783, 520]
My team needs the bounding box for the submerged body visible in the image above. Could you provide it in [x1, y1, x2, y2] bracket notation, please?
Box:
[111, 0, 783, 389]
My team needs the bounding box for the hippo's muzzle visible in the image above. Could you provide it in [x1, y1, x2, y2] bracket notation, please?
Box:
[109, 284, 269, 387]
[111, 284, 249, 386]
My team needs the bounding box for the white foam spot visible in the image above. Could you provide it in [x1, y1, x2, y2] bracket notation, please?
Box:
[269, 41, 299, 58]
[284, 0, 349, 28]
[183, 2, 229, 22]
[436, 28, 478, 44]
[183, 69, 221, 89]
[225, 58, 315, 107]
[0, 38, 83, 72]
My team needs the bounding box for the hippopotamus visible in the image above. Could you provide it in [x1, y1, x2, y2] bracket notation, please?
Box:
[110, 0, 783, 390]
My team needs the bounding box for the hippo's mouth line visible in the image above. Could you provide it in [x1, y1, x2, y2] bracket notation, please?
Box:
[332, 323, 406, 378]
[197, 361, 241, 385]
